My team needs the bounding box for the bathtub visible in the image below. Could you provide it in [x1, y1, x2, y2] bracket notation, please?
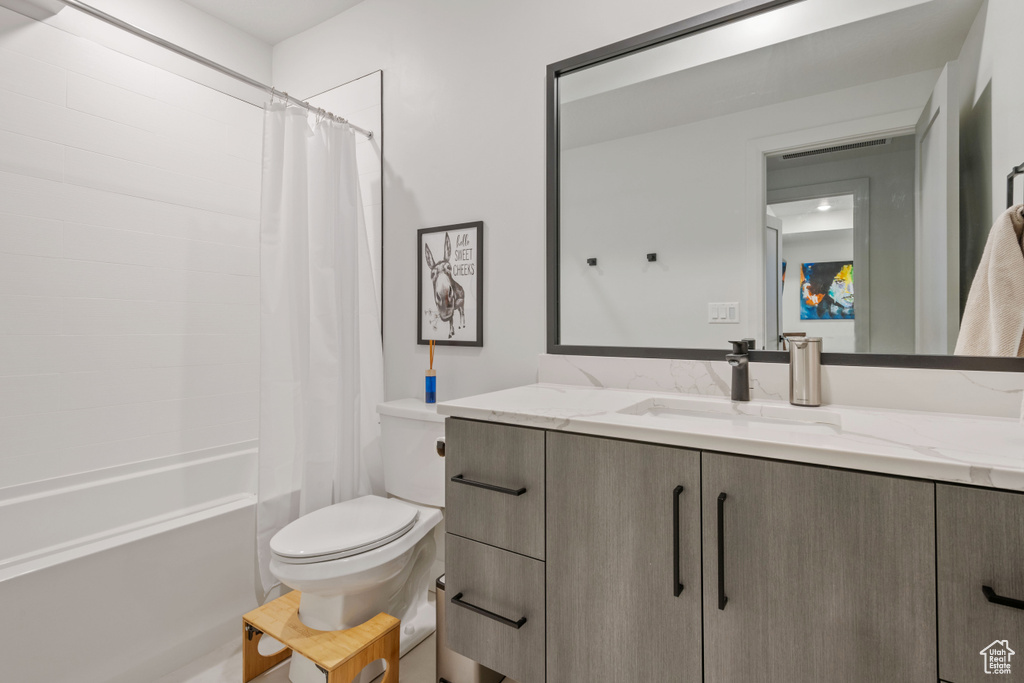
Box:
[0, 442, 258, 682]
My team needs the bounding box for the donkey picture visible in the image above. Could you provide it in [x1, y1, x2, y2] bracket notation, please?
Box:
[424, 232, 466, 338]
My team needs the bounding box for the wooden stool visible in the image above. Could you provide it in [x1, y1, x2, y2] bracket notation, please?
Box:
[242, 591, 400, 683]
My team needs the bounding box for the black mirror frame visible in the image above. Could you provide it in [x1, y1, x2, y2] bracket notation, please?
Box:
[545, 0, 1024, 373]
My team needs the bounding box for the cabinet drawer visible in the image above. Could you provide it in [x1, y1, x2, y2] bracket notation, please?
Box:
[445, 533, 545, 683]
[445, 418, 545, 559]
[938, 484, 1024, 683]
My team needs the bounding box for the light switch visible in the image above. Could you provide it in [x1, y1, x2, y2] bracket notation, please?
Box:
[709, 302, 740, 324]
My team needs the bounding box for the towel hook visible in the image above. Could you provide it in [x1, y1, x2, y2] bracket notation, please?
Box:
[1007, 162, 1024, 209]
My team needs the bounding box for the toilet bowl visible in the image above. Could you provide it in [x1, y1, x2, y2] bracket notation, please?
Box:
[268, 399, 445, 683]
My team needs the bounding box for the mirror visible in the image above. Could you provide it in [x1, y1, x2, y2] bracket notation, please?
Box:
[550, 0, 1024, 366]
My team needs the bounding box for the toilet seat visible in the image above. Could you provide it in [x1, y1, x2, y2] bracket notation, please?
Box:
[271, 495, 420, 565]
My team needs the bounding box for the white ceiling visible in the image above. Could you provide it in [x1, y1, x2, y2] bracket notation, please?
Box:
[771, 195, 855, 219]
[560, 0, 983, 149]
[178, 0, 366, 44]
[770, 196, 855, 235]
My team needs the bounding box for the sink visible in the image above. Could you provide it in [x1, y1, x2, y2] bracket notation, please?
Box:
[618, 396, 842, 432]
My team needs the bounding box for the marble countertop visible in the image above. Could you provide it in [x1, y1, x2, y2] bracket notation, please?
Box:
[437, 383, 1024, 491]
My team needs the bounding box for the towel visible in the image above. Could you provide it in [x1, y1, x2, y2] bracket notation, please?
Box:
[955, 205, 1024, 357]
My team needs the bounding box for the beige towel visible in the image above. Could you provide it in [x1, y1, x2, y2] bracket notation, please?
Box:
[955, 205, 1024, 357]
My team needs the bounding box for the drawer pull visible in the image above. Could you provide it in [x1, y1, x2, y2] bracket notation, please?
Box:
[673, 485, 685, 597]
[451, 592, 527, 629]
[717, 492, 728, 610]
[450, 474, 527, 496]
[983, 585, 1024, 611]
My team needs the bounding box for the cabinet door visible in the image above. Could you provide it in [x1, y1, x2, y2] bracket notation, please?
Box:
[937, 484, 1024, 683]
[546, 432, 702, 683]
[702, 452, 936, 683]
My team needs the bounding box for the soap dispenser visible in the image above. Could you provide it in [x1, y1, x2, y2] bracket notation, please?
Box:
[789, 337, 822, 406]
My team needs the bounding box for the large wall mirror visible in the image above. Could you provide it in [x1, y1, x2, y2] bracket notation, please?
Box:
[547, 0, 1024, 369]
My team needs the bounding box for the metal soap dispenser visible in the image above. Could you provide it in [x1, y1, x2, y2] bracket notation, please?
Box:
[789, 337, 822, 407]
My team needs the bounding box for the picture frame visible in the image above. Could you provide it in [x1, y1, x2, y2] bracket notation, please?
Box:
[417, 221, 483, 346]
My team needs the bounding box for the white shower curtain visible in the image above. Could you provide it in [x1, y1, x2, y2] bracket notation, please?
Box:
[257, 104, 385, 593]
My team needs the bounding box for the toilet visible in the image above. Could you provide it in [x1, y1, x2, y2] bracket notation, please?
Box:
[269, 399, 446, 683]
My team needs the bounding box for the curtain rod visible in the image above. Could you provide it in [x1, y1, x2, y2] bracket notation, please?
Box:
[53, 0, 373, 139]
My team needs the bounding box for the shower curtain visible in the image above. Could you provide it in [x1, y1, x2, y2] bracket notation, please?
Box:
[257, 104, 385, 592]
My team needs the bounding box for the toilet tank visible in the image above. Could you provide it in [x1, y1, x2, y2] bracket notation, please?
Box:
[377, 399, 446, 507]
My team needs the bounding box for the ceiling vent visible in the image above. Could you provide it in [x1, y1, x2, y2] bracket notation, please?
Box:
[782, 138, 889, 160]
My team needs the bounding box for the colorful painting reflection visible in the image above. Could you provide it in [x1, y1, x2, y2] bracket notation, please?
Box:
[800, 261, 854, 320]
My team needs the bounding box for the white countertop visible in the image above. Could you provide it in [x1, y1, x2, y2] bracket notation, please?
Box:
[437, 383, 1024, 491]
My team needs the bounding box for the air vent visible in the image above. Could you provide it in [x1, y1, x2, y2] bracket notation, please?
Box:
[782, 138, 889, 160]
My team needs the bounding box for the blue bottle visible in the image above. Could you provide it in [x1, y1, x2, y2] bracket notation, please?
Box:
[425, 369, 437, 404]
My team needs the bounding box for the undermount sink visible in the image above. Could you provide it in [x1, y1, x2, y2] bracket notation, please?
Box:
[618, 396, 842, 431]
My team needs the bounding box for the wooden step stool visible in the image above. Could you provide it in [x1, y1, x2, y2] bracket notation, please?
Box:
[242, 591, 400, 683]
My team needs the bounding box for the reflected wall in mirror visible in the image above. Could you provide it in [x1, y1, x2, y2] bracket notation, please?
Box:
[552, 0, 1024, 363]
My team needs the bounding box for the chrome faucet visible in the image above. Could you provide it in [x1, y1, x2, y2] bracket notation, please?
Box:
[726, 341, 750, 402]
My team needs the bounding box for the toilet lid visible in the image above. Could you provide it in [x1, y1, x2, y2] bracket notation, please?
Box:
[270, 495, 420, 564]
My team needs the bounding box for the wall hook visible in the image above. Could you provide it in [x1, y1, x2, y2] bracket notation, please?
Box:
[1008, 162, 1024, 208]
[587, 258, 597, 266]
[647, 253, 657, 262]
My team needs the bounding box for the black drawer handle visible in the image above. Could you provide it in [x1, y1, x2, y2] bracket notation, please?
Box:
[983, 585, 1024, 611]
[450, 474, 526, 496]
[451, 592, 527, 629]
[673, 485, 685, 597]
[717, 492, 728, 610]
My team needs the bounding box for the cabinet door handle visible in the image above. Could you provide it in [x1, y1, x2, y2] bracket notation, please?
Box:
[717, 492, 728, 610]
[450, 473, 526, 496]
[451, 592, 527, 629]
[983, 585, 1024, 611]
[673, 485, 685, 596]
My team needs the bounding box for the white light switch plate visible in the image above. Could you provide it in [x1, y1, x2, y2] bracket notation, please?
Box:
[708, 302, 740, 324]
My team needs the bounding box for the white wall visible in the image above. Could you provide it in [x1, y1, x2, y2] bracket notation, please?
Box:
[0, 5, 265, 489]
[957, 0, 1024, 311]
[558, 71, 935, 349]
[0, 0, 272, 96]
[273, 0, 735, 401]
[0, 4, 268, 679]
[962, 0, 1024, 214]
[308, 70, 384, 307]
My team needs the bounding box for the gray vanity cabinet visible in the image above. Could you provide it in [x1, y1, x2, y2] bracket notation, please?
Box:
[444, 418, 547, 683]
[701, 452, 937, 683]
[545, 433, 702, 682]
[937, 484, 1024, 683]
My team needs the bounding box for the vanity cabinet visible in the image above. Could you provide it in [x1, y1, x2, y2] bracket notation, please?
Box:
[444, 419, 546, 683]
[545, 433, 702, 682]
[701, 452, 937, 683]
[937, 484, 1024, 683]
[444, 420, 962, 683]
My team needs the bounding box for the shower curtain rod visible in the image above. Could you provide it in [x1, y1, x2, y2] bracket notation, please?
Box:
[53, 0, 373, 139]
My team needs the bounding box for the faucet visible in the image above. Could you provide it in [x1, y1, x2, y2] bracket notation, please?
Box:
[726, 341, 750, 402]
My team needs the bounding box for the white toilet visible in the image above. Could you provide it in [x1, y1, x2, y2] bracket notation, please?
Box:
[269, 399, 446, 683]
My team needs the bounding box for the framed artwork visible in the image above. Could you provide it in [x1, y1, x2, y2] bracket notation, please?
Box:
[800, 260, 854, 320]
[418, 221, 483, 346]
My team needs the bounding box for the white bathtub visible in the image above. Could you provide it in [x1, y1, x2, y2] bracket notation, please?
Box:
[0, 442, 258, 683]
